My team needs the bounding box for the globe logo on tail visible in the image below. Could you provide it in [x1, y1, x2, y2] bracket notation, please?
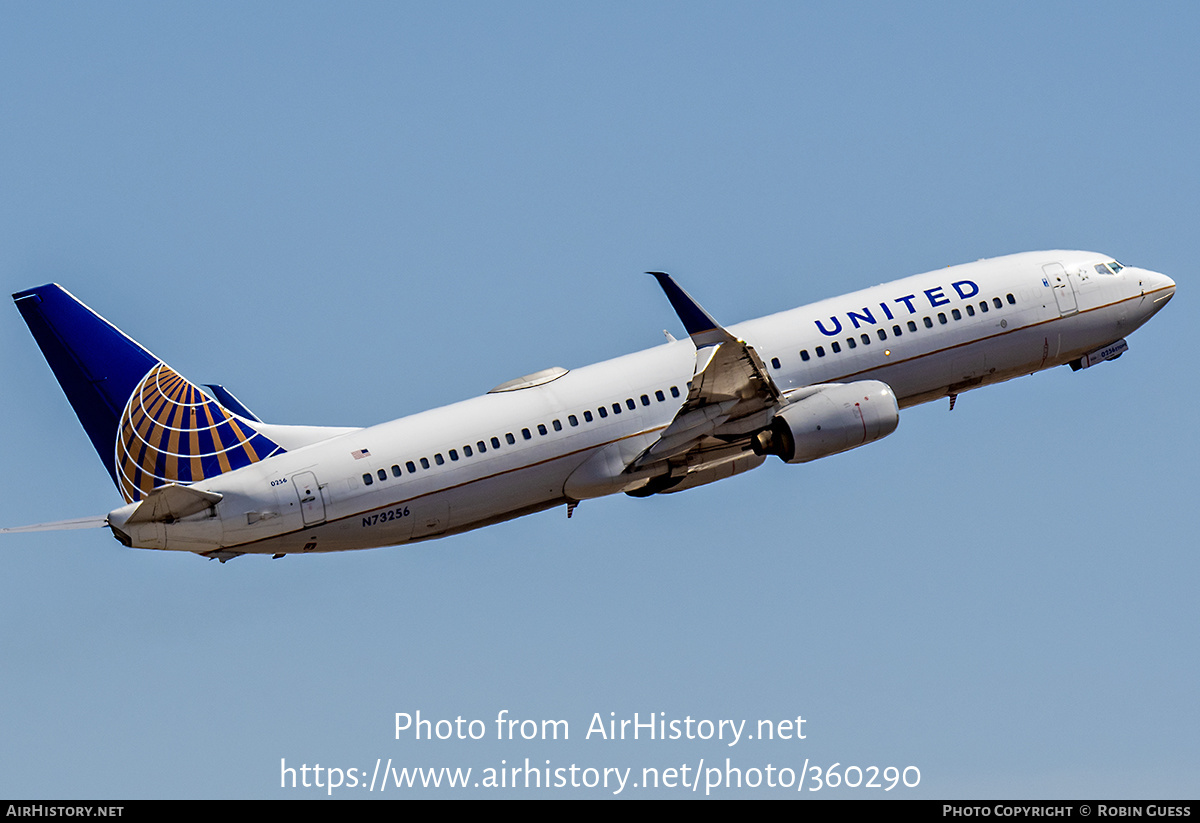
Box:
[115, 363, 282, 503]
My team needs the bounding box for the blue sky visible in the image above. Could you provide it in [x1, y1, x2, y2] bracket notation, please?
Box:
[1, 2, 1195, 798]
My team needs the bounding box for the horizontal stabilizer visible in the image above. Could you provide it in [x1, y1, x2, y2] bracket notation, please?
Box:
[125, 484, 223, 525]
[2, 515, 109, 533]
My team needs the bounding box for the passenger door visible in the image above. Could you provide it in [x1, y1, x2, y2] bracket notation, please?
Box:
[292, 471, 327, 526]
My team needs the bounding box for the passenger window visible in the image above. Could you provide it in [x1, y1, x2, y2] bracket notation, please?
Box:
[363, 473, 373, 486]
[966, 304, 975, 317]
[434, 453, 444, 465]
[406, 461, 417, 474]
[800, 349, 810, 361]
[538, 424, 548, 435]
[449, 449, 459, 461]
[552, 419, 562, 431]
[569, 415, 578, 427]
[378, 469, 386, 481]
[655, 390, 665, 402]
[491, 437, 500, 449]
[506, 433, 516, 445]
[391, 465, 401, 477]
[938, 313, 947, 324]
[598, 406, 608, 418]
[861, 333, 870, 345]
[833, 340, 843, 352]
[816, 346, 825, 357]
[771, 357, 781, 370]
[881, 328, 890, 340]
[952, 308, 961, 320]
[420, 457, 430, 469]
[993, 297, 1002, 309]
[980, 301, 988, 313]
[640, 394, 650, 406]
[891, 325, 901, 337]
[478, 441, 487, 453]
[522, 428, 532, 440]
[670, 386, 680, 398]
[626, 398, 636, 410]
[907, 320, 917, 332]
[612, 403, 622, 415]
[1006, 293, 1016, 305]
[463, 445, 472, 457]
[584, 410, 593, 422]
[923, 317, 933, 328]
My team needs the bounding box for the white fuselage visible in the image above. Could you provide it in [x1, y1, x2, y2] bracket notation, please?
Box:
[108, 251, 1175, 557]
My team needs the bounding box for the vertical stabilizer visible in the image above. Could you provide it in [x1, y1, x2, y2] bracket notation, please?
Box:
[13, 285, 283, 502]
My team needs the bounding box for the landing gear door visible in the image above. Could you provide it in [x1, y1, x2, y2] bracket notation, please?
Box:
[1044, 262, 1078, 316]
[293, 471, 327, 526]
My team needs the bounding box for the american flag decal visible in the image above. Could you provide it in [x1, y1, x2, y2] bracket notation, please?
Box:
[351, 448, 371, 460]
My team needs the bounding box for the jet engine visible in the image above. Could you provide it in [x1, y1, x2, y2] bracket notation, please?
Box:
[752, 381, 899, 464]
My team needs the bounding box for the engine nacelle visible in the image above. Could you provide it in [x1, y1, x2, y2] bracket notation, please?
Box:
[753, 381, 899, 464]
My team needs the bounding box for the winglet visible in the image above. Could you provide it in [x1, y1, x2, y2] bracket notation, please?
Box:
[647, 272, 732, 347]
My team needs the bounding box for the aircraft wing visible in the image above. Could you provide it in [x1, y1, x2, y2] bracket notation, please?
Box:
[630, 273, 783, 470]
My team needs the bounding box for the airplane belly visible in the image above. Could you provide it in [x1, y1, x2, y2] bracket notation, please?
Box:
[867, 323, 1056, 407]
[224, 456, 579, 555]
[443, 452, 581, 531]
[1051, 301, 1128, 360]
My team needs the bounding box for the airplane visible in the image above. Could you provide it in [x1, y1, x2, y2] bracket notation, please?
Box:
[5, 250, 1175, 562]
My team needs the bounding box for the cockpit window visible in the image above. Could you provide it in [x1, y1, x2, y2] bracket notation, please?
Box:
[1095, 263, 1113, 275]
[1109, 260, 1124, 273]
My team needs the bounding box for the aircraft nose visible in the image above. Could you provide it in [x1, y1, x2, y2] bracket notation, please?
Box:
[1140, 269, 1176, 306]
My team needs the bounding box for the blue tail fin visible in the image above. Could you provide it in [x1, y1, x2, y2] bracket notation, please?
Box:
[13, 285, 284, 502]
